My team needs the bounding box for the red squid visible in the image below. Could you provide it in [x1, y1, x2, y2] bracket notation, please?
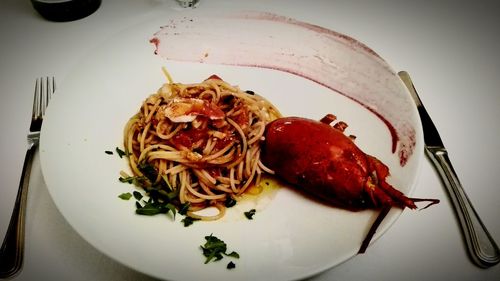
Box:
[261, 114, 438, 253]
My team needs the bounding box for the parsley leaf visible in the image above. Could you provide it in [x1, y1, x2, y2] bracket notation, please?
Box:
[244, 209, 256, 220]
[133, 191, 143, 200]
[138, 162, 159, 183]
[136, 201, 176, 218]
[179, 202, 190, 215]
[115, 147, 128, 158]
[224, 196, 237, 208]
[227, 261, 236, 269]
[225, 251, 240, 259]
[135, 202, 162, 215]
[118, 192, 132, 200]
[119, 175, 146, 185]
[200, 234, 239, 264]
[181, 216, 199, 227]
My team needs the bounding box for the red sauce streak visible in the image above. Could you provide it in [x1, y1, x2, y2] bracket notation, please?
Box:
[240, 12, 382, 60]
[149, 38, 160, 55]
[149, 13, 414, 166]
[240, 63, 401, 156]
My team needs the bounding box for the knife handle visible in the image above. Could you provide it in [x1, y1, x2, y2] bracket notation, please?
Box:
[426, 146, 500, 267]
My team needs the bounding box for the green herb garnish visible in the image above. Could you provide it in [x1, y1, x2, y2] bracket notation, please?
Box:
[244, 209, 256, 220]
[117, 161, 207, 225]
[118, 192, 132, 200]
[181, 216, 199, 227]
[104, 150, 113, 155]
[136, 201, 176, 218]
[200, 234, 239, 264]
[224, 196, 237, 208]
[179, 202, 190, 215]
[227, 261, 236, 269]
[138, 162, 159, 183]
[119, 175, 148, 187]
[115, 147, 128, 158]
[119, 176, 135, 183]
[133, 191, 143, 200]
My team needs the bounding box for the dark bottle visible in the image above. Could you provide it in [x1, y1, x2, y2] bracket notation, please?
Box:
[30, 0, 102, 22]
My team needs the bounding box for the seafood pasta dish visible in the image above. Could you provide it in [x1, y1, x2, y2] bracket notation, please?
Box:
[122, 70, 281, 220]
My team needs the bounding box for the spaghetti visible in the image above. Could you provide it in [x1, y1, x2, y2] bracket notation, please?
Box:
[123, 70, 281, 220]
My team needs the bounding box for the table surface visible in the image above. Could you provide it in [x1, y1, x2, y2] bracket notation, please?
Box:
[1, 0, 499, 280]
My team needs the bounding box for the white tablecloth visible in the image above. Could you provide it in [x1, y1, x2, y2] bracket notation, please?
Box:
[1, 0, 499, 280]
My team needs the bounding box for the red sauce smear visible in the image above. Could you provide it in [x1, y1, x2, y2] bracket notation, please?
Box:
[149, 12, 415, 166]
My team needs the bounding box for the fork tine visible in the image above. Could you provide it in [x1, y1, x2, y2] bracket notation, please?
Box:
[39, 76, 54, 117]
[42, 77, 47, 115]
[42, 77, 48, 115]
[46, 76, 54, 114]
[31, 77, 55, 122]
[35, 78, 43, 119]
[50, 76, 55, 105]
[32, 78, 38, 119]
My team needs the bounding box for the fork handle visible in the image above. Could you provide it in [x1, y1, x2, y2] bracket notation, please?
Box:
[0, 146, 37, 278]
[426, 146, 500, 268]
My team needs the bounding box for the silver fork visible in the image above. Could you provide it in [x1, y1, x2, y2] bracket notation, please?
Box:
[0, 77, 55, 278]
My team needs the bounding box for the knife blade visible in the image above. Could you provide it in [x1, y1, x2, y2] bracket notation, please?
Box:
[398, 71, 499, 268]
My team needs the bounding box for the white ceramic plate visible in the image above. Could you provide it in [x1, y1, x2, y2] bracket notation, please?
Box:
[40, 10, 423, 281]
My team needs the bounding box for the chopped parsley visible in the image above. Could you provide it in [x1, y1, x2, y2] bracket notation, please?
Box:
[115, 147, 128, 158]
[244, 209, 256, 220]
[227, 261, 236, 269]
[179, 202, 190, 215]
[224, 196, 237, 208]
[181, 216, 199, 227]
[118, 171, 182, 221]
[136, 200, 176, 218]
[119, 175, 146, 185]
[118, 192, 132, 200]
[133, 191, 143, 201]
[200, 234, 239, 264]
[137, 162, 159, 183]
[104, 150, 113, 155]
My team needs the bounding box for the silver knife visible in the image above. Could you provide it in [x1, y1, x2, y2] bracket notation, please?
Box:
[398, 71, 499, 268]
